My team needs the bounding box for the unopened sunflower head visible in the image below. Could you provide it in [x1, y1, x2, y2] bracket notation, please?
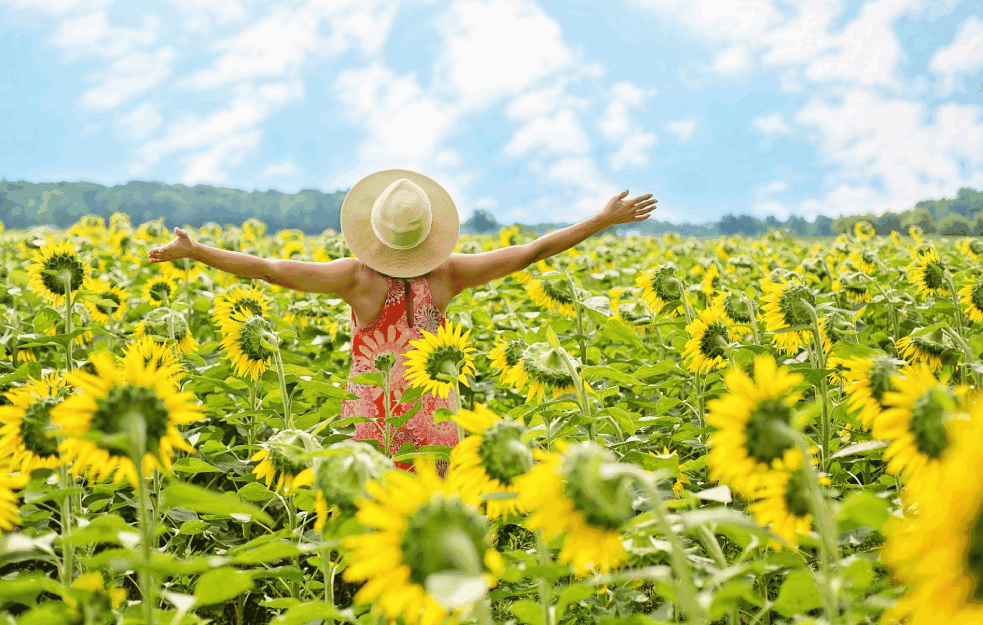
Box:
[313, 440, 393, 530]
[403, 322, 477, 399]
[220, 312, 278, 381]
[27, 238, 87, 306]
[135, 307, 198, 355]
[520, 342, 582, 403]
[251, 429, 321, 495]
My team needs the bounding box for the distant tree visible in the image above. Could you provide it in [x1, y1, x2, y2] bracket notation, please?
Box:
[938, 213, 972, 236]
[813, 215, 834, 236]
[876, 214, 902, 235]
[463, 209, 500, 234]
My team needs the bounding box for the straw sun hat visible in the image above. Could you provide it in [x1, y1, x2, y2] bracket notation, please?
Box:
[340, 169, 461, 279]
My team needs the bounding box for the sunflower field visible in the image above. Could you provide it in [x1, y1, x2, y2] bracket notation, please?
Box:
[2, 213, 983, 625]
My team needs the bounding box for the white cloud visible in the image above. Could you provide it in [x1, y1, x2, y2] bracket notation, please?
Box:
[52, 12, 161, 60]
[609, 132, 658, 171]
[503, 109, 591, 158]
[597, 81, 657, 141]
[931, 16, 983, 94]
[165, 0, 246, 30]
[750, 111, 793, 135]
[2, 0, 111, 14]
[505, 77, 593, 120]
[544, 156, 621, 219]
[713, 43, 752, 74]
[261, 159, 300, 177]
[664, 116, 696, 142]
[81, 47, 176, 109]
[474, 196, 498, 208]
[116, 102, 162, 141]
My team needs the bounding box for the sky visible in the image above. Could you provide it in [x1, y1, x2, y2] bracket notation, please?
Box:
[1, 0, 982, 226]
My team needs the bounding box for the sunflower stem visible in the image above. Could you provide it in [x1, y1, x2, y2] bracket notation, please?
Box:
[804, 304, 832, 472]
[382, 366, 393, 457]
[126, 412, 157, 625]
[451, 379, 465, 447]
[63, 280, 74, 373]
[945, 274, 966, 336]
[741, 292, 760, 345]
[556, 345, 592, 439]
[535, 529, 554, 625]
[57, 464, 74, 589]
[272, 348, 293, 429]
[161, 293, 176, 343]
[566, 274, 589, 364]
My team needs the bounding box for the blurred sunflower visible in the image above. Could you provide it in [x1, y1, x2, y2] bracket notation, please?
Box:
[841, 356, 901, 430]
[848, 248, 878, 274]
[51, 351, 204, 486]
[714, 291, 754, 339]
[250, 429, 320, 495]
[312, 440, 393, 532]
[636, 265, 684, 318]
[125, 336, 183, 380]
[760, 275, 817, 355]
[342, 461, 502, 625]
[283, 298, 339, 332]
[0, 373, 68, 474]
[0, 474, 25, 531]
[219, 312, 277, 381]
[880, 396, 983, 625]
[27, 238, 87, 306]
[958, 277, 983, 324]
[650, 447, 690, 498]
[447, 404, 539, 519]
[907, 248, 948, 299]
[527, 277, 577, 317]
[488, 337, 529, 391]
[831, 274, 873, 305]
[83, 278, 130, 325]
[700, 263, 720, 299]
[908, 225, 924, 245]
[134, 307, 198, 355]
[516, 441, 631, 576]
[141, 274, 179, 307]
[706, 355, 804, 494]
[682, 304, 731, 374]
[956, 237, 983, 263]
[403, 322, 476, 399]
[853, 220, 875, 241]
[747, 447, 830, 550]
[897, 331, 948, 373]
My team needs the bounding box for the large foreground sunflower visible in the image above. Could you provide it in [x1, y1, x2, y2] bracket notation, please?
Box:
[516, 441, 631, 576]
[682, 304, 731, 374]
[880, 396, 983, 625]
[403, 322, 477, 399]
[0, 373, 68, 475]
[706, 355, 805, 495]
[51, 351, 205, 486]
[747, 447, 830, 550]
[760, 275, 817, 355]
[343, 461, 502, 625]
[27, 238, 87, 306]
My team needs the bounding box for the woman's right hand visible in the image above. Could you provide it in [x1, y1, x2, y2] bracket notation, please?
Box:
[148, 227, 197, 263]
[599, 190, 658, 225]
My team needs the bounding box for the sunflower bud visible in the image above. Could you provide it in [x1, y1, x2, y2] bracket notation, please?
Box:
[560, 442, 634, 531]
[313, 440, 393, 518]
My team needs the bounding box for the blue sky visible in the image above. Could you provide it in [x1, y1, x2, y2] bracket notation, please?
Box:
[1, 0, 981, 226]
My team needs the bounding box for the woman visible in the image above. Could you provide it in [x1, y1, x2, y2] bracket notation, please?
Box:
[149, 169, 657, 471]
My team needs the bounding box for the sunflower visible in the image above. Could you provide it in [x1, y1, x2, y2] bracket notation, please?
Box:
[706, 355, 805, 495]
[959, 278, 983, 324]
[897, 332, 948, 372]
[447, 404, 539, 519]
[682, 305, 731, 374]
[650, 447, 691, 498]
[0, 373, 69, 475]
[312, 440, 393, 532]
[700, 263, 721, 299]
[519, 342, 586, 404]
[636, 265, 684, 317]
[831, 274, 873, 305]
[848, 249, 878, 274]
[141, 274, 179, 307]
[841, 356, 901, 430]
[527, 278, 577, 317]
[957, 237, 983, 263]
[403, 322, 477, 399]
[907, 248, 948, 299]
[219, 312, 277, 381]
[853, 220, 875, 241]
[125, 335, 184, 381]
[713, 292, 754, 338]
[513, 269, 533, 285]
[873, 365, 966, 494]
[51, 351, 205, 486]
[880, 397, 983, 625]
[27, 238, 87, 306]
[488, 338, 529, 391]
[250, 429, 320, 495]
[283, 298, 339, 332]
[0, 474, 25, 531]
[747, 447, 830, 550]
[342, 461, 502, 625]
[760, 275, 818, 355]
[134, 307, 199, 355]
[83, 278, 130, 325]
[908, 225, 924, 245]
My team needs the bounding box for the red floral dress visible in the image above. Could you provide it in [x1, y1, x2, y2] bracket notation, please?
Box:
[340, 276, 460, 474]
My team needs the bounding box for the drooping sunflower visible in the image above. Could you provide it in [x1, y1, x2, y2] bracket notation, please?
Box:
[527, 277, 577, 317]
[873, 365, 966, 494]
[516, 440, 631, 576]
[312, 440, 394, 532]
[212, 284, 271, 331]
[133, 307, 199, 355]
[841, 356, 901, 430]
[403, 322, 477, 400]
[760, 275, 818, 355]
[848, 248, 878, 275]
[956, 237, 983, 263]
[706, 355, 805, 495]
[250, 429, 321, 495]
[518, 342, 588, 404]
[897, 331, 949, 373]
[342, 461, 503, 625]
[447, 404, 539, 519]
[907, 248, 948, 299]
[880, 397, 983, 625]
[51, 351, 205, 486]
[636, 265, 684, 317]
[27, 238, 87, 306]
[488, 337, 529, 391]
[748, 447, 830, 550]
[82, 278, 130, 325]
[219, 312, 277, 381]
[713, 291, 754, 339]
[141, 274, 179, 307]
[0, 373, 69, 475]
[682, 304, 731, 374]
[831, 273, 873, 305]
[958, 277, 983, 324]
[853, 220, 875, 241]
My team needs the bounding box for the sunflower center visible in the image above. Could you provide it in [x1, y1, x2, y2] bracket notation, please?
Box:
[744, 398, 795, 465]
[149, 281, 173, 303]
[41, 253, 86, 295]
[143, 308, 188, 341]
[504, 341, 525, 368]
[920, 261, 946, 291]
[867, 359, 898, 405]
[91, 385, 171, 454]
[778, 285, 816, 326]
[423, 345, 466, 381]
[971, 282, 983, 312]
[476, 420, 533, 485]
[782, 468, 812, 518]
[400, 496, 488, 585]
[20, 396, 62, 458]
[237, 317, 277, 361]
[965, 506, 983, 601]
[698, 321, 730, 359]
[651, 269, 681, 301]
[96, 292, 122, 317]
[561, 446, 634, 531]
[723, 293, 752, 323]
[541, 279, 574, 304]
[909, 387, 955, 460]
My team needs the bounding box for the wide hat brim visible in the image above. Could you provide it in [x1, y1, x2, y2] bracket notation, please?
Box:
[341, 169, 460, 279]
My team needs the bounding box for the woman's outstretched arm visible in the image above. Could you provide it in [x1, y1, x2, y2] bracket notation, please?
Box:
[447, 189, 657, 294]
[148, 227, 357, 297]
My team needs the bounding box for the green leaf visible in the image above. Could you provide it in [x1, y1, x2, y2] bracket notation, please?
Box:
[386, 400, 424, 432]
[178, 520, 209, 536]
[32, 308, 61, 333]
[237, 482, 276, 503]
[433, 407, 455, 424]
[0, 573, 63, 606]
[601, 318, 645, 350]
[829, 341, 883, 360]
[271, 602, 350, 625]
[837, 491, 891, 532]
[162, 483, 274, 526]
[399, 384, 426, 404]
[693, 485, 732, 504]
[349, 372, 385, 386]
[829, 440, 888, 460]
[622, 451, 680, 478]
[170, 457, 222, 474]
[581, 365, 642, 388]
[511, 599, 545, 625]
[297, 380, 359, 400]
[556, 583, 595, 620]
[772, 570, 823, 617]
[194, 568, 254, 605]
[232, 540, 303, 565]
